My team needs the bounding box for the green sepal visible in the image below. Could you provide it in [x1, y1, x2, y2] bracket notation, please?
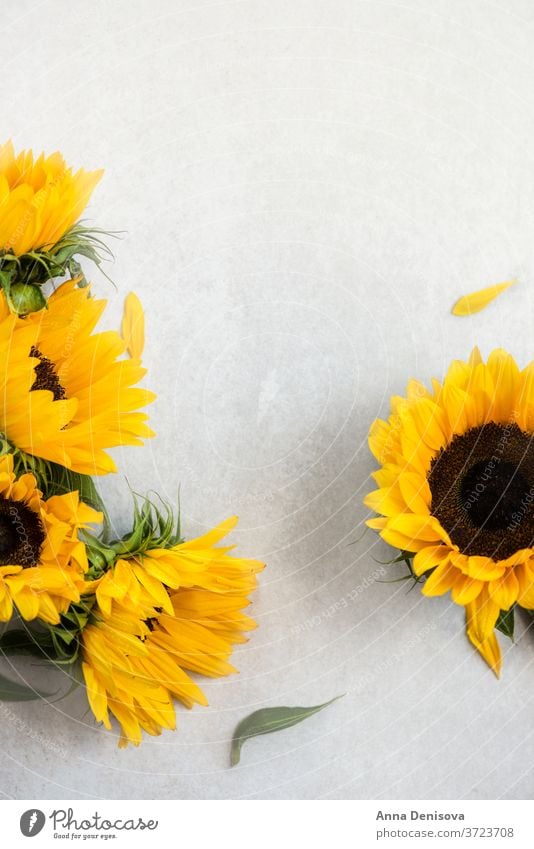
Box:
[49, 598, 96, 663]
[0, 222, 118, 292]
[9, 282, 47, 315]
[111, 492, 182, 558]
[82, 532, 116, 575]
[495, 606, 515, 641]
[376, 550, 424, 588]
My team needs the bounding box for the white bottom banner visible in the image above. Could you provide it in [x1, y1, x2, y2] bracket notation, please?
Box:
[1, 800, 532, 848]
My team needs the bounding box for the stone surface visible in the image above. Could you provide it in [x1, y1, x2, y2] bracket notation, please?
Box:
[2, 0, 534, 800]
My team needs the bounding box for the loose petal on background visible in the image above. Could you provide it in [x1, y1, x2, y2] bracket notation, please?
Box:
[452, 281, 516, 316]
[121, 292, 145, 359]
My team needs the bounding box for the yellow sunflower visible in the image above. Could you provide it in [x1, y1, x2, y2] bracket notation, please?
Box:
[0, 140, 102, 255]
[0, 279, 154, 475]
[0, 453, 101, 624]
[81, 517, 264, 746]
[364, 348, 534, 676]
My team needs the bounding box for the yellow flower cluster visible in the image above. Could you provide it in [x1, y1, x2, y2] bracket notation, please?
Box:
[82, 517, 263, 747]
[0, 142, 264, 748]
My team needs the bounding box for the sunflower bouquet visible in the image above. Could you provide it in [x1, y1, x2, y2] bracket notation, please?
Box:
[365, 348, 534, 676]
[0, 141, 263, 747]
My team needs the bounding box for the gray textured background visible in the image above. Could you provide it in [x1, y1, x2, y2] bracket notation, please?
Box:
[2, 0, 534, 800]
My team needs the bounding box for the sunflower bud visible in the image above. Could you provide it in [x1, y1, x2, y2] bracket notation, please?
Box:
[9, 282, 46, 316]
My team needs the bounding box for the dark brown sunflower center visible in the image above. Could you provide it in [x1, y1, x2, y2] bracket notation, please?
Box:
[139, 607, 163, 641]
[0, 498, 45, 567]
[428, 423, 534, 559]
[30, 346, 66, 401]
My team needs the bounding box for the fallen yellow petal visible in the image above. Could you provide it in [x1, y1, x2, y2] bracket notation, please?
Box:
[452, 280, 516, 316]
[121, 292, 145, 359]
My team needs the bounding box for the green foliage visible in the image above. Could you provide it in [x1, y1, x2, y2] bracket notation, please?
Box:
[0, 222, 117, 296]
[0, 626, 84, 702]
[111, 492, 182, 558]
[375, 550, 424, 588]
[0, 670, 56, 701]
[0, 600, 93, 665]
[495, 606, 515, 641]
[8, 282, 47, 314]
[230, 696, 343, 766]
[0, 628, 56, 659]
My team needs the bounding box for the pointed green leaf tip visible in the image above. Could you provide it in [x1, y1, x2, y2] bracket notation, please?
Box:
[0, 671, 55, 701]
[495, 606, 515, 641]
[230, 695, 343, 766]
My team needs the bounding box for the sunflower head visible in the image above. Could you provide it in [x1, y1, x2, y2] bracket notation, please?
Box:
[0, 140, 103, 257]
[365, 348, 534, 675]
[0, 279, 155, 475]
[81, 514, 264, 746]
[0, 453, 101, 624]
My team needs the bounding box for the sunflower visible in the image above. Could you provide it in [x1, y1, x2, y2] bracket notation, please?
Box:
[364, 348, 534, 675]
[0, 140, 102, 255]
[81, 517, 264, 746]
[0, 453, 101, 624]
[0, 279, 155, 475]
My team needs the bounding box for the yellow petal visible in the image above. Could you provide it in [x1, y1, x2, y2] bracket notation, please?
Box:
[452, 281, 516, 316]
[82, 662, 110, 726]
[489, 570, 519, 611]
[413, 544, 451, 576]
[516, 561, 534, 608]
[467, 626, 502, 678]
[421, 562, 457, 597]
[363, 486, 407, 517]
[121, 292, 145, 359]
[465, 590, 500, 643]
[397, 471, 431, 514]
[387, 514, 445, 543]
[450, 574, 483, 605]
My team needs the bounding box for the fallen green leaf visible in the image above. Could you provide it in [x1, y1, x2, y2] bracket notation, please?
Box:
[230, 695, 343, 766]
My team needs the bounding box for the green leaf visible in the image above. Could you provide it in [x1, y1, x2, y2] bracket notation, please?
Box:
[0, 629, 55, 659]
[0, 223, 118, 290]
[0, 671, 55, 701]
[49, 629, 79, 664]
[0, 625, 80, 664]
[111, 491, 182, 557]
[496, 606, 515, 640]
[230, 696, 343, 767]
[48, 662, 84, 704]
